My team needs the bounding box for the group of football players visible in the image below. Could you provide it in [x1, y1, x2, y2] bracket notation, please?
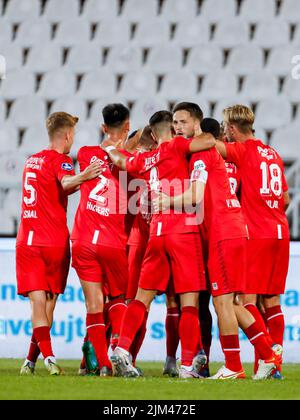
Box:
[17, 101, 290, 380]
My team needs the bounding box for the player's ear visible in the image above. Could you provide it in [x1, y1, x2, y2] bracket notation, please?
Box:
[124, 120, 130, 132]
[102, 124, 108, 134]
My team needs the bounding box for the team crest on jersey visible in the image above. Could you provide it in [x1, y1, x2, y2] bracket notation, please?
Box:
[194, 160, 206, 171]
[62, 163, 74, 171]
[212, 283, 219, 291]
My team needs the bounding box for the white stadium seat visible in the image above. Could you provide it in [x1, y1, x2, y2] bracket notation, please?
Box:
[0, 19, 12, 43]
[239, 0, 276, 22]
[270, 124, 300, 160]
[105, 45, 143, 74]
[266, 47, 300, 76]
[187, 45, 223, 75]
[292, 24, 300, 46]
[160, 71, 197, 102]
[82, 0, 119, 22]
[161, 0, 198, 22]
[201, 71, 238, 102]
[66, 44, 102, 73]
[38, 70, 76, 100]
[72, 123, 101, 157]
[121, 0, 158, 21]
[5, 0, 40, 23]
[212, 20, 249, 48]
[43, 0, 80, 22]
[89, 97, 128, 124]
[146, 45, 183, 73]
[78, 70, 116, 100]
[54, 19, 91, 48]
[4, 189, 22, 219]
[0, 70, 35, 100]
[0, 43, 22, 72]
[94, 20, 131, 47]
[172, 19, 209, 48]
[212, 97, 251, 121]
[226, 46, 264, 76]
[133, 19, 170, 48]
[0, 152, 28, 188]
[242, 72, 278, 102]
[280, 0, 300, 24]
[14, 19, 51, 48]
[282, 75, 300, 103]
[119, 71, 157, 101]
[0, 99, 4, 122]
[200, 0, 236, 23]
[131, 97, 169, 128]
[51, 97, 87, 122]
[26, 44, 62, 73]
[10, 97, 46, 129]
[0, 123, 18, 152]
[255, 97, 292, 130]
[19, 125, 49, 155]
[0, 210, 15, 235]
[252, 20, 290, 48]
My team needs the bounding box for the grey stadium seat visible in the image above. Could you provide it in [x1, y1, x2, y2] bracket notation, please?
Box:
[82, 0, 119, 22]
[71, 123, 101, 157]
[0, 70, 35, 100]
[0, 123, 19, 152]
[38, 70, 76, 100]
[10, 97, 46, 129]
[14, 19, 51, 48]
[53, 19, 91, 48]
[161, 0, 198, 22]
[160, 71, 198, 102]
[212, 96, 251, 121]
[0, 43, 22, 72]
[5, 0, 40, 23]
[0, 211, 15, 235]
[201, 71, 238, 102]
[282, 75, 300, 102]
[0, 19, 12, 43]
[212, 20, 249, 48]
[239, 0, 276, 23]
[242, 72, 278, 102]
[121, 0, 158, 21]
[266, 46, 300, 76]
[200, 0, 236, 23]
[4, 189, 22, 219]
[187, 45, 223, 75]
[66, 44, 102, 73]
[43, 0, 80, 22]
[105, 45, 143, 74]
[0, 99, 4, 123]
[67, 191, 80, 231]
[146, 45, 183, 74]
[172, 19, 209, 48]
[131, 97, 169, 128]
[226, 46, 264, 76]
[133, 19, 170, 48]
[270, 124, 300, 160]
[292, 24, 300, 46]
[51, 97, 87, 122]
[0, 152, 28, 188]
[25, 44, 62, 73]
[94, 20, 131, 47]
[280, 0, 300, 24]
[252, 20, 290, 48]
[19, 125, 49, 155]
[255, 97, 292, 130]
[78, 70, 116, 101]
[119, 71, 157, 101]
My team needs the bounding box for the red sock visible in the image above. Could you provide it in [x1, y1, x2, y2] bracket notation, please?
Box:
[86, 313, 111, 369]
[179, 306, 201, 367]
[165, 307, 180, 358]
[106, 299, 127, 350]
[244, 322, 274, 361]
[33, 326, 54, 360]
[118, 300, 147, 352]
[265, 306, 285, 346]
[130, 312, 148, 364]
[220, 335, 243, 372]
[27, 334, 41, 363]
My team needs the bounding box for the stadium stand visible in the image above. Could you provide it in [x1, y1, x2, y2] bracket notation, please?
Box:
[0, 0, 300, 238]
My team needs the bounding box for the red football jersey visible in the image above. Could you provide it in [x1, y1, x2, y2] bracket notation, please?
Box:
[225, 139, 290, 240]
[126, 136, 199, 237]
[190, 148, 248, 243]
[16, 150, 75, 247]
[71, 146, 130, 249]
[225, 162, 241, 196]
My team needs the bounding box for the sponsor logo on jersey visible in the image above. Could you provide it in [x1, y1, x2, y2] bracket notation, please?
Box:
[62, 163, 74, 171]
[194, 160, 206, 171]
[257, 146, 277, 161]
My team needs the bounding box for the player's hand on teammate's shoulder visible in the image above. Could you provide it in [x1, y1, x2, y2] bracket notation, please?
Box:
[195, 132, 216, 147]
[81, 161, 103, 181]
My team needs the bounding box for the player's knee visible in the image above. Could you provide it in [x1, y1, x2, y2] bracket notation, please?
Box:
[85, 299, 104, 314]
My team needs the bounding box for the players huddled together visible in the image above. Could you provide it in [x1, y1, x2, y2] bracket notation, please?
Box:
[16, 101, 290, 381]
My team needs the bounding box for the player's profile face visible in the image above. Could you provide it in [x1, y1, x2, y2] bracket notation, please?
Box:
[173, 110, 196, 139]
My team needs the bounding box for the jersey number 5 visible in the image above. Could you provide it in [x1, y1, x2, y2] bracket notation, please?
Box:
[24, 172, 37, 207]
[260, 162, 282, 197]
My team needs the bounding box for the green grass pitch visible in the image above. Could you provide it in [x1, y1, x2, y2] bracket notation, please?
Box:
[0, 360, 300, 400]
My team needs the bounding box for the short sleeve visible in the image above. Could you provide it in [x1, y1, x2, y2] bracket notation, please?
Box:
[189, 151, 211, 182]
[53, 155, 75, 182]
[172, 136, 192, 158]
[225, 142, 247, 167]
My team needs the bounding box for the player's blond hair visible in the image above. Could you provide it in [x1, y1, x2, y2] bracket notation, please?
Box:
[223, 105, 255, 134]
[46, 112, 79, 137]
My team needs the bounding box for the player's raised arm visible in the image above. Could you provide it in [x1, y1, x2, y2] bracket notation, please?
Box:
[61, 161, 103, 193]
[189, 132, 216, 153]
[102, 145, 128, 171]
[215, 140, 227, 158]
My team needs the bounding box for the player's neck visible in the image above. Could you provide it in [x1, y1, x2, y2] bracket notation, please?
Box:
[103, 133, 126, 149]
[48, 140, 66, 154]
[235, 132, 255, 143]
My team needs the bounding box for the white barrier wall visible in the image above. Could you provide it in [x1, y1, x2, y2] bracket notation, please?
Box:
[0, 239, 299, 362]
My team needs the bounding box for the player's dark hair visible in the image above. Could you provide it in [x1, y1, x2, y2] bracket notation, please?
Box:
[149, 110, 173, 128]
[102, 103, 130, 128]
[128, 130, 139, 139]
[201, 118, 221, 139]
[173, 102, 204, 122]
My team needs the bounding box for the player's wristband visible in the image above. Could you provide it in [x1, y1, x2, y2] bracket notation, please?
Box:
[190, 169, 208, 184]
[105, 146, 116, 153]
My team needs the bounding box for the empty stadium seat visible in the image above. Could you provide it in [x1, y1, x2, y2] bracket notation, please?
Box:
[172, 19, 209, 47]
[212, 97, 251, 121]
[94, 20, 131, 47]
[160, 71, 197, 101]
[131, 97, 169, 127]
[0, 99, 4, 122]
[0, 152, 28, 188]
[201, 71, 238, 102]
[255, 97, 292, 130]
[38, 70, 76, 100]
[161, 0, 198, 22]
[133, 19, 170, 47]
[270, 124, 300, 160]
[105, 45, 143, 73]
[72, 123, 101, 157]
[146, 45, 183, 73]
[121, 0, 158, 21]
[266, 46, 300, 76]
[292, 24, 300, 46]
[187, 45, 223, 75]
[212, 20, 249, 48]
[242, 72, 278, 102]
[10, 97, 46, 128]
[89, 97, 128, 124]
[0, 210, 15, 235]
[119, 71, 157, 101]
[226, 46, 264, 76]
[0, 19, 11, 43]
[0, 44, 22, 72]
[282, 75, 300, 102]
[14, 19, 51, 47]
[0, 70, 35, 100]
[54, 19, 91, 47]
[252, 20, 290, 48]
[78, 70, 116, 100]
[43, 0, 80, 22]
[4, 189, 22, 219]
[82, 0, 119, 22]
[5, 0, 40, 23]
[26, 44, 62, 73]
[19, 125, 49, 155]
[51, 97, 87, 122]
[66, 44, 102, 73]
[0, 123, 18, 152]
[239, 0, 276, 22]
[200, 0, 236, 23]
[280, 0, 300, 24]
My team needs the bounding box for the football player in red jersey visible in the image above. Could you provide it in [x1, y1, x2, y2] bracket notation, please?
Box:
[103, 111, 216, 378]
[18, 113, 102, 376]
[71, 104, 131, 377]
[215, 105, 290, 378]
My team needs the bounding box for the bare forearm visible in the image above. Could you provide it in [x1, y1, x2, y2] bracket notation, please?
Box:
[105, 148, 127, 170]
[215, 140, 227, 158]
[61, 173, 87, 193]
[172, 182, 205, 208]
[190, 133, 216, 153]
